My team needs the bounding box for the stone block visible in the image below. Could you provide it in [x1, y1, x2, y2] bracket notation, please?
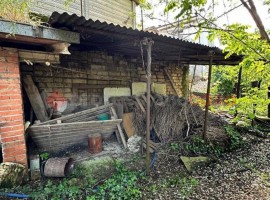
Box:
[92, 58, 105, 63]
[0, 162, 26, 188]
[120, 72, 128, 76]
[63, 79, 72, 84]
[97, 80, 109, 85]
[109, 80, 121, 85]
[109, 72, 121, 76]
[36, 77, 53, 83]
[97, 71, 109, 76]
[91, 64, 106, 71]
[72, 79, 87, 84]
[156, 75, 164, 79]
[88, 80, 98, 85]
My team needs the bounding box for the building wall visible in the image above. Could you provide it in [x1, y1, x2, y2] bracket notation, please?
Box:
[21, 51, 185, 114]
[0, 47, 27, 166]
[32, 0, 136, 28]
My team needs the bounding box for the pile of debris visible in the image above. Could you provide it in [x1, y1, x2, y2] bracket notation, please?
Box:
[24, 71, 228, 153]
[110, 94, 228, 144]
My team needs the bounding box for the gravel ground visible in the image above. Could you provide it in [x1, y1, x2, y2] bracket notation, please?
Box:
[190, 135, 270, 200]
[141, 134, 270, 200]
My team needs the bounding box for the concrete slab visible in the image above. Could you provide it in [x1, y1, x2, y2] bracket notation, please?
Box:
[152, 83, 166, 95]
[132, 82, 167, 95]
[103, 87, 131, 103]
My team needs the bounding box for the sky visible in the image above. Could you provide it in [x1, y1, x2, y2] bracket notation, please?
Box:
[137, 0, 270, 31]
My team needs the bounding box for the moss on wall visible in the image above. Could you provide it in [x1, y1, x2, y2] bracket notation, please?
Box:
[181, 65, 189, 98]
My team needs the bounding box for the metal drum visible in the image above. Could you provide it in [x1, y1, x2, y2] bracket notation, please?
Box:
[43, 157, 74, 177]
[88, 133, 103, 154]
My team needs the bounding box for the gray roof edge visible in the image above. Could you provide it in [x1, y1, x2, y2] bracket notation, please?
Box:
[0, 19, 80, 44]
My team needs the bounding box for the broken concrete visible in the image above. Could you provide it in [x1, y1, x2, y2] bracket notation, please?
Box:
[127, 135, 142, 153]
[180, 156, 210, 172]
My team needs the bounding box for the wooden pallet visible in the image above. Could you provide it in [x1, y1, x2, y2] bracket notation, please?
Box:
[29, 119, 122, 152]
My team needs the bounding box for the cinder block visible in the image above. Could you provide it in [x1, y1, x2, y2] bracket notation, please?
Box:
[72, 79, 87, 84]
[88, 80, 98, 84]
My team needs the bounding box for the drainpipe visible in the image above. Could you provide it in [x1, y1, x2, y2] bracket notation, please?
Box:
[203, 50, 214, 140]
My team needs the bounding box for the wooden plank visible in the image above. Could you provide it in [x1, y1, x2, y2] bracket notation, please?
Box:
[19, 50, 60, 64]
[142, 139, 160, 153]
[164, 69, 180, 97]
[61, 109, 109, 122]
[141, 95, 147, 104]
[38, 104, 113, 125]
[63, 109, 110, 123]
[30, 123, 119, 135]
[115, 102, 124, 119]
[123, 100, 129, 113]
[110, 106, 127, 148]
[150, 95, 155, 102]
[40, 90, 50, 114]
[31, 119, 122, 129]
[23, 75, 49, 122]
[134, 96, 146, 113]
[32, 128, 115, 141]
[122, 112, 136, 138]
[33, 132, 115, 145]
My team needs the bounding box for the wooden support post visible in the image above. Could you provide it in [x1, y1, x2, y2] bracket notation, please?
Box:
[141, 37, 154, 175]
[236, 66, 242, 99]
[110, 107, 127, 148]
[203, 51, 214, 140]
[23, 75, 49, 122]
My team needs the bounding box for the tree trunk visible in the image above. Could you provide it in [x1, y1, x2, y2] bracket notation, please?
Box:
[240, 0, 270, 43]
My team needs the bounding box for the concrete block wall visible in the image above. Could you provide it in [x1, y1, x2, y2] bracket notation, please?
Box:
[21, 51, 185, 113]
[0, 47, 27, 166]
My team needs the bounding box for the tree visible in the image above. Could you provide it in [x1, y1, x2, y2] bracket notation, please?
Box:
[0, 0, 75, 24]
[240, 0, 270, 42]
[153, 0, 270, 123]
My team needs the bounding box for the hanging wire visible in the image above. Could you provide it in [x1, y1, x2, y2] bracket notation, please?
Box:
[140, 40, 147, 74]
[146, 42, 152, 77]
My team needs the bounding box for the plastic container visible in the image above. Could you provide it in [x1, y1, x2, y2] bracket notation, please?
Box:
[97, 113, 110, 120]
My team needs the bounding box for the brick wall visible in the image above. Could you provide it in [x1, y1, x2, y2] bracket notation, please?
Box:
[0, 47, 27, 166]
[21, 51, 186, 113]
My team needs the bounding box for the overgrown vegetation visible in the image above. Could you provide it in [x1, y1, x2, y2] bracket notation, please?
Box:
[184, 135, 226, 156]
[184, 125, 244, 157]
[211, 65, 239, 97]
[0, 161, 142, 200]
[0, 0, 73, 25]
[141, 173, 199, 199]
[0, 0, 33, 23]
[224, 125, 244, 150]
[88, 161, 141, 200]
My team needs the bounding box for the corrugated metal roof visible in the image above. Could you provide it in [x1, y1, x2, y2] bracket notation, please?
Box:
[48, 12, 242, 65]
